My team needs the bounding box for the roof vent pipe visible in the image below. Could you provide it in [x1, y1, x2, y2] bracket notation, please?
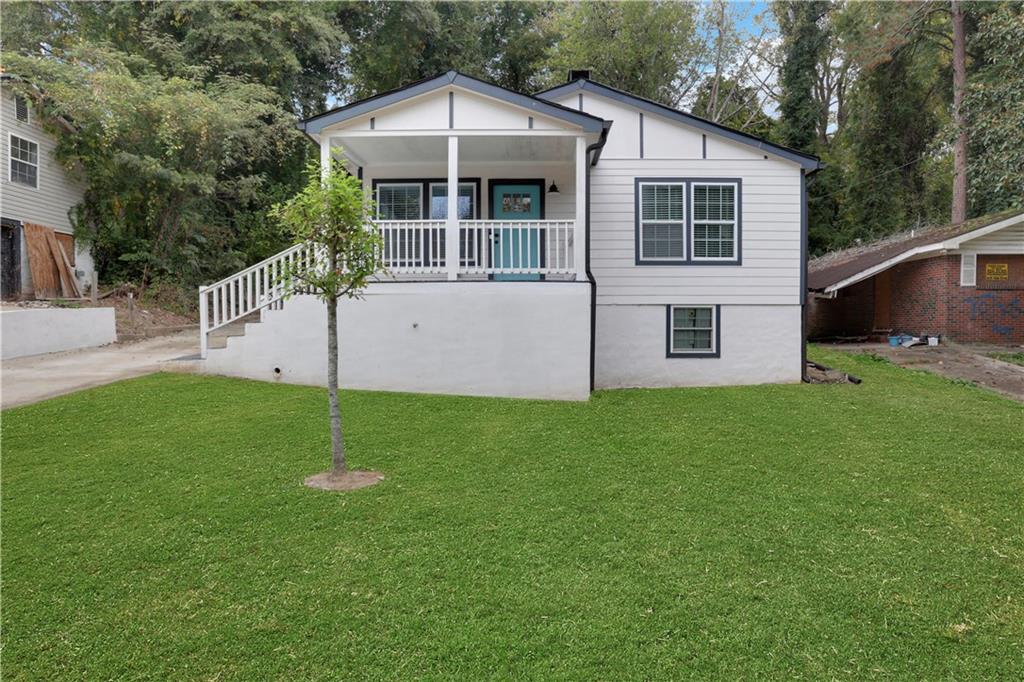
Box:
[568, 69, 591, 82]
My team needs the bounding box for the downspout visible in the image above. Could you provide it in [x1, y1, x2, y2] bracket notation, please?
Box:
[585, 124, 611, 393]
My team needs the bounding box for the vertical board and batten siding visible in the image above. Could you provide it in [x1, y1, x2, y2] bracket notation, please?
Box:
[1, 88, 93, 294]
[553, 91, 803, 306]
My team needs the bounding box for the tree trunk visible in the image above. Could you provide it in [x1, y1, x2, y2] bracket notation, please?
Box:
[326, 288, 346, 477]
[951, 0, 968, 224]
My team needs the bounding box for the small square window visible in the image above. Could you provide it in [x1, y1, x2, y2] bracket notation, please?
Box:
[668, 305, 718, 356]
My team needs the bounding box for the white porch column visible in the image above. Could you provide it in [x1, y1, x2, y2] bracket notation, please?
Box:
[446, 135, 459, 281]
[574, 135, 587, 280]
[320, 135, 331, 180]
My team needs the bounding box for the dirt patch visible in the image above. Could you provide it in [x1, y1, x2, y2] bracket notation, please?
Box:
[828, 342, 1024, 403]
[304, 470, 384, 492]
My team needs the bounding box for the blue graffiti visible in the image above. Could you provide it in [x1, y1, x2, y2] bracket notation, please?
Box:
[964, 294, 1023, 321]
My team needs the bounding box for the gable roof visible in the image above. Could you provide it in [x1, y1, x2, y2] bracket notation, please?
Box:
[300, 70, 608, 135]
[536, 78, 822, 172]
[808, 210, 1024, 292]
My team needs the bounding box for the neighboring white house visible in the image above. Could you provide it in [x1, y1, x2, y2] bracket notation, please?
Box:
[198, 71, 820, 400]
[1, 83, 95, 299]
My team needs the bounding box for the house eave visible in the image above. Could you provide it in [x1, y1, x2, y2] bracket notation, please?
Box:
[301, 71, 608, 136]
[536, 79, 823, 172]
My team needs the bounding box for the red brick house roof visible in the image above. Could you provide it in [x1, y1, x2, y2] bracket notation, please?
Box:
[808, 210, 1024, 292]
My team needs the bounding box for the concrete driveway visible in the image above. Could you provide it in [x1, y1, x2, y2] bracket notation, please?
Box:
[1, 331, 197, 409]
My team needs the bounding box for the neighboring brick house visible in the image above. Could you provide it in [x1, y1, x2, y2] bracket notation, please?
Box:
[807, 211, 1024, 344]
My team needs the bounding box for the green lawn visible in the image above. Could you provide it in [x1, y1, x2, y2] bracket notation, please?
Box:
[3, 349, 1022, 679]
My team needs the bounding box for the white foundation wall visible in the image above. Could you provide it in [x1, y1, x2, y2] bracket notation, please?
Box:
[595, 303, 802, 388]
[202, 282, 592, 400]
[1, 307, 116, 359]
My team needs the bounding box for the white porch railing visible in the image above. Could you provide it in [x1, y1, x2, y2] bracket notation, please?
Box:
[198, 241, 314, 358]
[459, 220, 575, 275]
[377, 220, 446, 274]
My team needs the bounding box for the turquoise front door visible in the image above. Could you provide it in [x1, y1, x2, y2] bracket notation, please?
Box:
[492, 183, 542, 281]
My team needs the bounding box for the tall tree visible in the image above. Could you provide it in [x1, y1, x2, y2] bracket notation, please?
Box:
[272, 161, 383, 491]
[540, 1, 701, 105]
[950, 0, 968, 223]
[775, 0, 829, 153]
[963, 2, 1024, 215]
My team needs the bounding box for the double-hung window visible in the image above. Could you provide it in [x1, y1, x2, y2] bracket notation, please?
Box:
[691, 182, 738, 261]
[9, 134, 39, 189]
[636, 178, 741, 265]
[667, 305, 718, 357]
[376, 183, 423, 220]
[638, 181, 685, 262]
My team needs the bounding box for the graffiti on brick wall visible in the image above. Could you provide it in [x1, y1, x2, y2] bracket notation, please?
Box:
[964, 293, 1023, 337]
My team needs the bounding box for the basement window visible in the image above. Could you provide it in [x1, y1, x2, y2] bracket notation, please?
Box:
[9, 134, 39, 188]
[667, 305, 720, 357]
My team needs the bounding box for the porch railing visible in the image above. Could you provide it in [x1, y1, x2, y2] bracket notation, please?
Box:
[198, 241, 314, 358]
[459, 220, 575, 275]
[377, 220, 446, 274]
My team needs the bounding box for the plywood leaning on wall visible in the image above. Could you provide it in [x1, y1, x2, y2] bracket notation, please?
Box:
[22, 222, 80, 299]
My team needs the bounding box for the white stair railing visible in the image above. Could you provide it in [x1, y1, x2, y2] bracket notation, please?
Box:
[198, 242, 314, 358]
[459, 220, 574, 275]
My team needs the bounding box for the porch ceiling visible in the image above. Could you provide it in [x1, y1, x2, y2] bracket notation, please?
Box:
[332, 134, 575, 167]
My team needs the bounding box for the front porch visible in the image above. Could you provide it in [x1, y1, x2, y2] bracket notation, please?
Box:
[324, 131, 591, 281]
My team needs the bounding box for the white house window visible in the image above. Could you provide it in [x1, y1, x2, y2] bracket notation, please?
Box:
[668, 305, 718, 356]
[638, 182, 685, 261]
[376, 183, 422, 220]
[14, 96, 30, 123]
[691, 183, 738, 261]
[429, 182, 476, 219]
[9, 134, 39, 188]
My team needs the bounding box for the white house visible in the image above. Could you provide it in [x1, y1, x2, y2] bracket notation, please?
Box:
[198, 71, 820, 400]
[1, 84, 95, 299]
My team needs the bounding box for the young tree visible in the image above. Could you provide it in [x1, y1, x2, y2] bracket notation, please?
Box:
[271, 160, 384, 491]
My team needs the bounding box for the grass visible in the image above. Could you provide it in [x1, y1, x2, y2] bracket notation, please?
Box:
[3, 348, 1023, 679]
[990, 351, 1024, 367]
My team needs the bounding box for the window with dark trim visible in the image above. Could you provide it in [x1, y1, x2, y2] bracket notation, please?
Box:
[376, 183, 423, 220]
[691, 182, 737, 261]
[638, 181, 685, 262]
[429, 182, 475, 220]
[636, 178, 742, 265]
[666, 305, 720, 358]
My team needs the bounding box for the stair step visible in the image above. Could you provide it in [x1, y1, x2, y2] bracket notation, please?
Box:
[207, 311, 262, 350]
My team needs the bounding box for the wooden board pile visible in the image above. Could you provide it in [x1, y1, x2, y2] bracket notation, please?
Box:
[22, 222, 81, 299]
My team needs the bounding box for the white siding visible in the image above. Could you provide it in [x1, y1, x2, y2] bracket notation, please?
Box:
[590, 158, 802, 305]
[554, 89, 806, 305]
[959, 220, 1024, 255]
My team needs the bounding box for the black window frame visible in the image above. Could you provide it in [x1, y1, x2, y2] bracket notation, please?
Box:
[665, 305, 721, 358]
[635, 177, 742, 266]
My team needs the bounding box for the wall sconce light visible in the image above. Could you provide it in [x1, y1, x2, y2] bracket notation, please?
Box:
[548, 182, 560, 194]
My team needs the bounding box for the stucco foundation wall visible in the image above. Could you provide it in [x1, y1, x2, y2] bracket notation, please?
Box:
[594, 303, 802, 388]
[202, 282, 591, 400]
[1, 307, 116, 359]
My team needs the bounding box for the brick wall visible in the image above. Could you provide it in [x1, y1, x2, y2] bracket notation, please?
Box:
[808, 254, 1024, 344]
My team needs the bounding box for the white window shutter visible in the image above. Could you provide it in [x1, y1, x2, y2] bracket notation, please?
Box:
[960, 253, 977, 286]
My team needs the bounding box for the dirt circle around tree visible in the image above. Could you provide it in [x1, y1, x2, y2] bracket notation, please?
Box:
[304, 470, 384, 492]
